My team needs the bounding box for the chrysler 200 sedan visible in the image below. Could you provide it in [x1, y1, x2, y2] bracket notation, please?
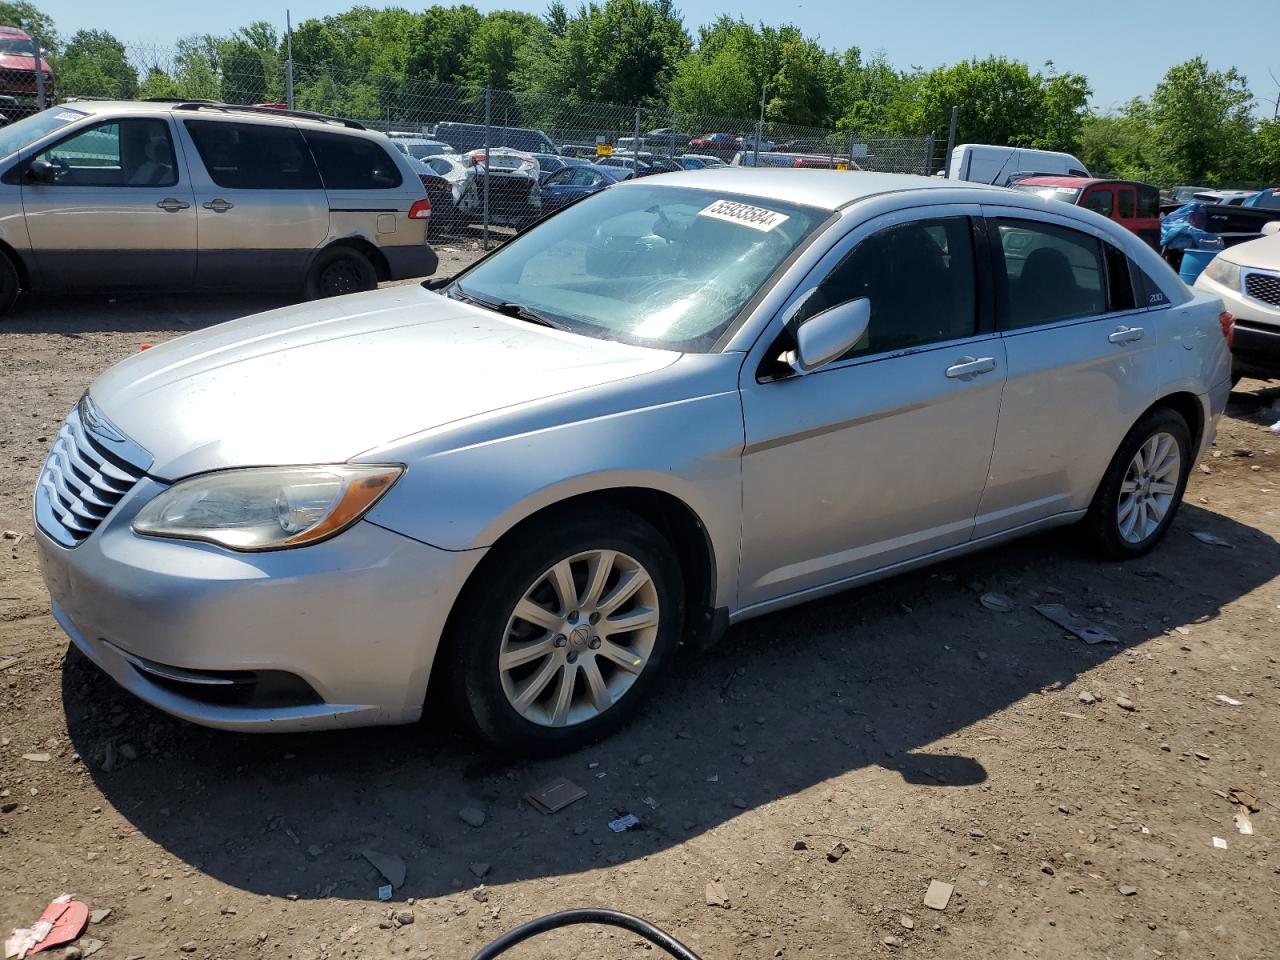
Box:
[36, 170, 1232, 753]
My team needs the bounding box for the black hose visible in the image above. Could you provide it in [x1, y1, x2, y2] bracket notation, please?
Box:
[469, 907, 703, 960]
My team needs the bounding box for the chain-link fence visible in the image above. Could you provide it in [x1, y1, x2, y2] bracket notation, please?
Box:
[35, 40, 944, 246]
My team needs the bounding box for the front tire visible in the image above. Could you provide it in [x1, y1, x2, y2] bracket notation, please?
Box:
[305, 246, 377, 300]
[1083, 408, 1192, 559]
[446, 508, 684, 754]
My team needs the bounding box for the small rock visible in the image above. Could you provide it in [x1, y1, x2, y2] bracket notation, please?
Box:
[1116, 697, 1135, 712]
[1118, 884, 1138, 897]
[883, 935, 903, 948]
[732, 797, 747, 809]
[1057, 805, 1071, 815]
[469, 862, 491, 878]
[362, 849, 407, 888]
[968, 829, 986, 839]
[89, 908, 111, 924]
[980, 592, 1013, 612]
[827, 842, 850, 863]
[80, 938, 104, 957]
[118, 742, 138, 761]
[458, 807, 487, 828]
[900, 915, 915, 930]
[21, 752, 51, 762]
[1078, 691, 1097, 705]
[1194, 751, 1210, 761]
[396, 909, 415, 925]
[705, 881, 730, 908]
[180, 943, 197, 954]
[924, 879, 954, 911]
[60, 948, 83, 960]
[1, 529, 17, 539]
[635, 753, 655, 766]
[1040, 861, 1055, 876]
[306, 844, 322, 858]
[793, 839, 808, 850]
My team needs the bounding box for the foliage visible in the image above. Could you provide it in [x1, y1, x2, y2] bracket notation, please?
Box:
[57, 30, 137, 99]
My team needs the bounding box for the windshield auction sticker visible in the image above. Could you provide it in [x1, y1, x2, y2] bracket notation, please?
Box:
[698, 199, 790, 232]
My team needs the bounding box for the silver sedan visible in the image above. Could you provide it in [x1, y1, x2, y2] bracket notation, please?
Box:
[35, 170, 1232, 753]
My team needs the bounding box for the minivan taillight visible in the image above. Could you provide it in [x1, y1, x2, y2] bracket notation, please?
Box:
[1219, 311, 1235, 349]
[408, 199, 432, 220]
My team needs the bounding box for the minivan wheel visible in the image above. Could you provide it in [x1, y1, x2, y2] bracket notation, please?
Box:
[0, 254, 20, 318]
[1083, 408, 1192, 559]
[446, 508, 684, 754]
[305, 247, 377, 299]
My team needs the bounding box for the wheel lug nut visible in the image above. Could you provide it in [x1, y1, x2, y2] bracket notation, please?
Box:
[568, 610, 579, 624]
[553, 634, 567, 648]
[589, 612, 600, 624]
[589, 636, 601, 649]
[566, 651, 578, 664]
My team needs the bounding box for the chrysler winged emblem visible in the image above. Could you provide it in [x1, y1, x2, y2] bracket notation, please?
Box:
[78, 394, 126, 444]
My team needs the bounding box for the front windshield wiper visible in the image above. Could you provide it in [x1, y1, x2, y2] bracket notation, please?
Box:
[451, 284, 568, 331]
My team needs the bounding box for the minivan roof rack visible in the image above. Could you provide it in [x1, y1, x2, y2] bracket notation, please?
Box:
[159, 100, 367, 130]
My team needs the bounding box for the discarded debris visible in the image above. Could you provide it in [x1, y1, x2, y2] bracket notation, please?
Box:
[4, 894, 89, 959]
[826, 842, 850, 863]
[980, 592, 1013, 613]
[1212, 836, 1228, 850]
[377, 884, 393, 902]
[20, 753, 51, 763]
[0, 656, 19, 671]
[1215, 694, 1243, 707]
[608, 813, 640, 833]
[1117, 884, 1138, 897]
[362, 849, 406, 889]
[704, 881, 730, 908]
[923, 879, 954, 911]
[1228, 789, 1261, 812]
[1190, 531, 1233, 548]
[1034, 604, 1118, 644]
[458, 807, 487, 828]
[525, 777, 587, 815]
[1234, 810, 1254, 836]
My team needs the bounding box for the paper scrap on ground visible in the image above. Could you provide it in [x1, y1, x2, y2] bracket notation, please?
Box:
[608, 814, 640, 833]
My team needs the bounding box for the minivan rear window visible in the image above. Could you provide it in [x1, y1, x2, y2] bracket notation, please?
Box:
[303, 131, 402, 190]
[184, 120, 321, 190]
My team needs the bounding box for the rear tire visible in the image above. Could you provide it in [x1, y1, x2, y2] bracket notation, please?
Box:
[444, 507, 684, 755]
[1082, 408, 1192, 559]
[0, 254, 20, 318]
[304, 246, 377, 300]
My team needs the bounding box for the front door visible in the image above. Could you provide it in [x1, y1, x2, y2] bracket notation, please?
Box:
[176, 118, 330, 289]
[973, 207, 1162, 535]
[738, 206, 1007, 609]
[22, 116, 196, 289]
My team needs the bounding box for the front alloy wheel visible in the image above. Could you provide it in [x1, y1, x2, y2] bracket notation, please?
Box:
[446, 508, 683, 753]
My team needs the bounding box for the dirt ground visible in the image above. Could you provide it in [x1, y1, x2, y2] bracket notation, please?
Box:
[1, 255, 1278, 960]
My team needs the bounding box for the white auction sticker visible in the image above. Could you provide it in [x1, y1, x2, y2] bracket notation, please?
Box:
[698, 199, 789, 232]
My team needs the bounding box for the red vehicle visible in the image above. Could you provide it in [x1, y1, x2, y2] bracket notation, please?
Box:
[689, 132, 742, 152]
[0, 26, 52, 116]
[1012, 176, 1162, 249]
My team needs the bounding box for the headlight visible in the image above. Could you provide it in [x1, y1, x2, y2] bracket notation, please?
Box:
[133, 465, 402, 551]
[1203, 257, 1242, 290]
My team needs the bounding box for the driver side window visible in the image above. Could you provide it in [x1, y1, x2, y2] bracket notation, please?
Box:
[795, 216, 978, 361]
[35, 119, 178, 188]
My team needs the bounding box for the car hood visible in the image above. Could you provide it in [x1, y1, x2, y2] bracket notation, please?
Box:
[1220, 232, 1280, 269]
[89, 286, 680, 479]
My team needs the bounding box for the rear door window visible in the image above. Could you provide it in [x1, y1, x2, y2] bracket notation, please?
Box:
[302, 131, 403, 190]
[184, 120, 321, 190]
[992, 219, 1106, 329]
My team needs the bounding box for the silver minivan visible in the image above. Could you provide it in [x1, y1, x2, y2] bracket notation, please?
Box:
[0, 101, 438, 314]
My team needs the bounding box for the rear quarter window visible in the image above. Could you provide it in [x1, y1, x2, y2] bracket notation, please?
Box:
[303, 131, 403, 190]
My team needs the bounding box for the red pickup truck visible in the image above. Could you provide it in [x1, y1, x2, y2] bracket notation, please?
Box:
[0, 25, 53, 117]
[1011, 176, 1161, 249]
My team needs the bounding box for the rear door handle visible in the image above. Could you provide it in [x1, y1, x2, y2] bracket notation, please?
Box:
[1108, 325, 1144, 344]
[202, 198, 234, 213]
[155, 197, 190, 212]
[945, 356, 997, 380]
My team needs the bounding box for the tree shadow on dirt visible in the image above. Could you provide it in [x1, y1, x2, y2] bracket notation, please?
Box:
[62, 501, 1278, 902]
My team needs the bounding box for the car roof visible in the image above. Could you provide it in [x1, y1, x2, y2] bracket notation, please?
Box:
[1014, 176, 1103, 188]
[615, 169, 1009, 211]
[58, 99, 376, 136]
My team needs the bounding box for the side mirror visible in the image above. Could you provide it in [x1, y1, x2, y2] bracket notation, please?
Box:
[27, 158, 56, 184]
[792, 297, 871, 373]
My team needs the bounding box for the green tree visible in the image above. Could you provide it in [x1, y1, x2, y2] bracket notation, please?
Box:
[464, 11, 545, 88]
[57, 29, 137, 99]
[1146, 57, 1254, 183]
[406, 5, 482, 84]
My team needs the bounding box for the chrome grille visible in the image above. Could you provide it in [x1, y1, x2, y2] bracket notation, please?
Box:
[1245, 271, 1280, 308]
[35, 398, 151, 548]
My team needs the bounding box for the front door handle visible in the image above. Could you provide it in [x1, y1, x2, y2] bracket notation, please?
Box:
[1108, 325, 1144, 344]
[202, 198, 234, 213]
[945, 356, 997, 380]
[155, 197, 190, 212]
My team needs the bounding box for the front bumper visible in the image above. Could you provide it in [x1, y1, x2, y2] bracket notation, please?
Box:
[37, 478, 484, 732]
[1214, 283, 1280, 379]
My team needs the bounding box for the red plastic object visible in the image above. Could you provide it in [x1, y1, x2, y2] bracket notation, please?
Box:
[26, 896, 88, 956]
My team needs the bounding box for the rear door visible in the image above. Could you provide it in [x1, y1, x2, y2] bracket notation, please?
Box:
[973, 206, 1161, 536]
[22, 115, 196, 289]
[178, 118, 330, 289]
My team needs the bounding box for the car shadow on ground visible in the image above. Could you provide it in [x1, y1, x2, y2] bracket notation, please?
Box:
[1, 291, 295, 336]
[60, 498, 1279, 903]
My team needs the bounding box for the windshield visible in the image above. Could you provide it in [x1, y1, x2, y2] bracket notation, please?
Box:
[1173, 186, 1209, 202]
[452, 183, 829, 351]
[407, 142, 446, 159]
[0, 107, 87, 161]
[0, 36, 35, 56]
[1011, 184, 1082, 204]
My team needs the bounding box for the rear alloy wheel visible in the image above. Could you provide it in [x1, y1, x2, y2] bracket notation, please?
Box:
[305, 247, 377, 300]
[1083, 408, 1192, 558]
[447, 508, 683, 754]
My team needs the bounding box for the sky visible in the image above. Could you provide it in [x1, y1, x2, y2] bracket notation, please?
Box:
[40, 0, 1280, 116]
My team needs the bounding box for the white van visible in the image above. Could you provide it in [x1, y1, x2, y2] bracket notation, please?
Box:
[947, 144, 1089, 186]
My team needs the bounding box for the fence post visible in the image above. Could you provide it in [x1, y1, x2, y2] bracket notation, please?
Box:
[924, 131, 935, 175]
[633, 105, 641, 170]
[943, 105, 959, 178]
[847, 134, 855, 170]
[32, 34, 46, 109]
[483, 86, 492, 251]
[285, 9, 296, 111]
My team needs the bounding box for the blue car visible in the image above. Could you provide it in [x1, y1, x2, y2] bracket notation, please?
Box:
[539, 163, 632, 214]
